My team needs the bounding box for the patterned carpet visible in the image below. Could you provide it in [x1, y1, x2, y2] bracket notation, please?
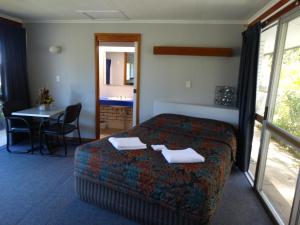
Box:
[0, 143, 274, 225]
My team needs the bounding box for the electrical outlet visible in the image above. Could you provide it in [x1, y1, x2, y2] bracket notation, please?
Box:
[56, 75, 60, 82]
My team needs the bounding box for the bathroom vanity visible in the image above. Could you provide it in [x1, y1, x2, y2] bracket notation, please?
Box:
[99, 96, 133, 107]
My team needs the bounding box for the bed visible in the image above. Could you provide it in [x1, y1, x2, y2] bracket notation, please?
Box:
[74, 113, 237, 225]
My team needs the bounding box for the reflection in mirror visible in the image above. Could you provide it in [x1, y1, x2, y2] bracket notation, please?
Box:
[125, 52, 134, 85]
[104, 50, 135, 86]
[105, 52, 123, 86]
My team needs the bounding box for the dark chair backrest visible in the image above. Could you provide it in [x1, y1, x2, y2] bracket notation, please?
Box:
[63, 103, 82, 124]
[3, 100, 29, 117]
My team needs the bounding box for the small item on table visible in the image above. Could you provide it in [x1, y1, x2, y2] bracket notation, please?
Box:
[37, 87, 54, 111]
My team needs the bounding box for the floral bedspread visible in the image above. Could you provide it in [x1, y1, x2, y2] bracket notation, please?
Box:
[74, 114, 237, 224]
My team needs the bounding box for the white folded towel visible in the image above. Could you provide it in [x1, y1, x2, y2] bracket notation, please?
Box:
[161, 148, 205, 163]
[108, 137, 147, 150]
[151, 144, 167, 151]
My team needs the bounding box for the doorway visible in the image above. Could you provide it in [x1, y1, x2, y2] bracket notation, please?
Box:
[94, 33, 141, 139]
[248, 9, 300, 225]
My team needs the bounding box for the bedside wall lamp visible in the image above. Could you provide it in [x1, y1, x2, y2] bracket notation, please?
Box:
[49, 46, 62, 54]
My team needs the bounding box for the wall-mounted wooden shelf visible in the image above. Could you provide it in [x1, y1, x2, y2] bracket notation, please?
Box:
[153, 46, 233, 57]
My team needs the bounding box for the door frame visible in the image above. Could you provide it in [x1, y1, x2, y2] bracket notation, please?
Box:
[94, 33, 141, 138]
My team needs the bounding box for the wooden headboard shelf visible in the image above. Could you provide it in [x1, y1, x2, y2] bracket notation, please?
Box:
[153, 46, 233, 57]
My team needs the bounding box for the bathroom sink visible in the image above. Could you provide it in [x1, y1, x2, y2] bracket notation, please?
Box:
[99, 97, 133, 107]
[106, 96, 133, 101]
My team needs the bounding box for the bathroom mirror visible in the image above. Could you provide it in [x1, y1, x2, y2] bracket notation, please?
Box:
[105, 51, 134, 86]
[124, 52, 134, 85]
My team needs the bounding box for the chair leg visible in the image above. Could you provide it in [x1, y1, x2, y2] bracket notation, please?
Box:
[39, 132, 44, 155]
[62, 135, 67, 156]
[45, 134, 49, 149]
[49, 135, 54, 148]
[56, 135, 59, 146]
[45, 134, 51, 153]
[77, 128, 82, 144]
[28, 132, 34, 154]
[6, 132, 11, 153]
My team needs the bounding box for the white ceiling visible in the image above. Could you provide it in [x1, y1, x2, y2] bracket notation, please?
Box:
[0, 0, 272, 23]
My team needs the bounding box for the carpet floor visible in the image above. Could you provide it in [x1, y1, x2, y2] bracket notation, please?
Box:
[0, 143, 274, 225]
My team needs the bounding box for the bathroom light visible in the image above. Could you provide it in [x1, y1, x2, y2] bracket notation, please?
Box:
[49, 46, 62, 54]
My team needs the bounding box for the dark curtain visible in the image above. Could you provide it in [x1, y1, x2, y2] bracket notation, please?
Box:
[236, 23, 261, 172]
[0, 23, 30, 106]
[106, 59, 111, 85]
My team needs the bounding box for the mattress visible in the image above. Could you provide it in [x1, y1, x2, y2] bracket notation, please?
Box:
[74, 114, 237, 225]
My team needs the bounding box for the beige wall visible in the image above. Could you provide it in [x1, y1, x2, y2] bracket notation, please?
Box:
[25, 22, 243, 138]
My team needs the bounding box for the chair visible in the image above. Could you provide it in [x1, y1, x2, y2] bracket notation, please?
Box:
[3, 101, 35, 153]
[40, 103, 82, 156]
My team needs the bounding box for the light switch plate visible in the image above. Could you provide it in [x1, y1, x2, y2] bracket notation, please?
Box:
[56, 75, 60, 82]
[185, 80, 191, 88]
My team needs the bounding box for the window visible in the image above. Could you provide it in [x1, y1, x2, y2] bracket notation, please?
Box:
[250, 10, 300, 225]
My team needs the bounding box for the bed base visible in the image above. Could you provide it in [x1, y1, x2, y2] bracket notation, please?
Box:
[75, 175, 206, 225]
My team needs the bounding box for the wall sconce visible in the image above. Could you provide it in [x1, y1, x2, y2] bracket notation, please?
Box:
[49, 46, 62, 54]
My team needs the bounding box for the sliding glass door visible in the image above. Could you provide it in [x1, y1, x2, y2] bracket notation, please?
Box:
[249, 23, 277, 179]
[250, 9, 300, 225]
